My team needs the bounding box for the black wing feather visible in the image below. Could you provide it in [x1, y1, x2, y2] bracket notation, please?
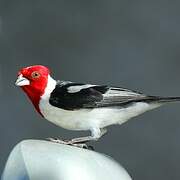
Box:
[49, 82, 108, 110]
[49, 81, 157, 110]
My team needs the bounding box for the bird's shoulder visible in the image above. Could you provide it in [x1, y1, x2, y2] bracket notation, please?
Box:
[55, 80, 108, 93]
[53, 80, 144, 95]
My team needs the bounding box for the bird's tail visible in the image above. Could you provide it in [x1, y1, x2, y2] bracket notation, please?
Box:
[146, 96, 180, 104]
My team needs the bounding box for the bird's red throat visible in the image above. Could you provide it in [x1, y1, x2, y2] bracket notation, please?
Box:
[21, 79, 48, 116]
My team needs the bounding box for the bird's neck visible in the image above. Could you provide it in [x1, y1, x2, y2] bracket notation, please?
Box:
[22, 86, 44, 116]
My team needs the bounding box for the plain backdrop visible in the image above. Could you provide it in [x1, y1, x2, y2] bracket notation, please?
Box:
[0, 0, 180, 179]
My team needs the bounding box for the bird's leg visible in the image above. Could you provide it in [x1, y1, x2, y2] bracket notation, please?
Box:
[47, 128, 107, 149]
[68, 128, 107, 144]
[47, 138, 68, 144]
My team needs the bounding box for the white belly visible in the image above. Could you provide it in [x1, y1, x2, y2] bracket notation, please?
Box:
[39, 98, 116, 130]
[39, 98, 159, 131]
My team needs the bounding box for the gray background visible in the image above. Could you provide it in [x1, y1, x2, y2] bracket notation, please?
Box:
[0, 0, 180, 179]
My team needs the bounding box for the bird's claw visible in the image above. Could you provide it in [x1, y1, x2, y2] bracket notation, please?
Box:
[46, 137, 94, 150]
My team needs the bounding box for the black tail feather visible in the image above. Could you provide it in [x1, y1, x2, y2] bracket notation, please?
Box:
[146, 96, 180, 104]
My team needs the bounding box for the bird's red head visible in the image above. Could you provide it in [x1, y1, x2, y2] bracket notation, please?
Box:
[15, 65, 50, 115]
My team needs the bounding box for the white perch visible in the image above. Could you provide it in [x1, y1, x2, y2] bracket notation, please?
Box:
[1, 140, 132, 180]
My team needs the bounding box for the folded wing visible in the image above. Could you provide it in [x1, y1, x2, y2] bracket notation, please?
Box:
[49, 81, 154, 110]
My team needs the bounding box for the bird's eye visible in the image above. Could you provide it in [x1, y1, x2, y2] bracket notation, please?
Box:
[31, 71, 40, 79]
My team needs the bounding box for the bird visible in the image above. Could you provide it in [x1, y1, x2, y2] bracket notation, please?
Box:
[15, 65, 180, 145]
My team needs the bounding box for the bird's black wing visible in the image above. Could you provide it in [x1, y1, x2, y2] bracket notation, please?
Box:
[49, 81, 155, 110]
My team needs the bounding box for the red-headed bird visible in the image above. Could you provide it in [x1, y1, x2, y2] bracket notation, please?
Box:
[15, 65, 180, 144]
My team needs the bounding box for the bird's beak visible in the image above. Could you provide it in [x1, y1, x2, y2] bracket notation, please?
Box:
[15, 74, 30, 86]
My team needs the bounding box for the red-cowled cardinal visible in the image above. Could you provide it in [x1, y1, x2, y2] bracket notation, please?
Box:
[15, 65, 180, 145]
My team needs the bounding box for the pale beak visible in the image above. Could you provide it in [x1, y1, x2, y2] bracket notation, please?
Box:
[15, 74, 30, 86]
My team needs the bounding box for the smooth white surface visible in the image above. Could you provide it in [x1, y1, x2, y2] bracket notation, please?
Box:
[2, 139, 132, 180]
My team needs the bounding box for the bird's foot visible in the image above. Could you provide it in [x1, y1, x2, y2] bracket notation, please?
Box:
[47, 137, 94, 150]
